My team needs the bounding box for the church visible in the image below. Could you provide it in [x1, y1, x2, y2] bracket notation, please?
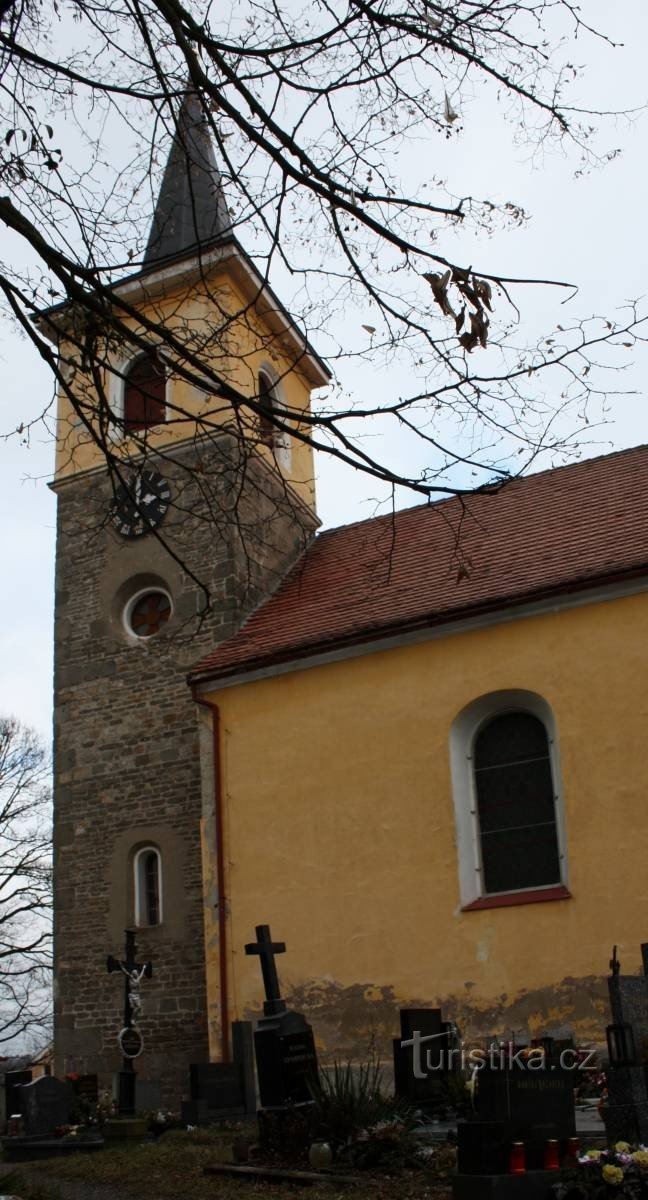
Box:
[46, 90, 648, 1104]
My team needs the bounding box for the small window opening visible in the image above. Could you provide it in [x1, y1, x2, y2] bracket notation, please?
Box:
[124, 355, 166, 432]
[125, 589, 172, 639]
[257, 372, 275, 447]
[134, 847, 162, 926]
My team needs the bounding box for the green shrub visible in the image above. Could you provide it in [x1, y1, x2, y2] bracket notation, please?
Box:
[309, 1057, 419, 1167]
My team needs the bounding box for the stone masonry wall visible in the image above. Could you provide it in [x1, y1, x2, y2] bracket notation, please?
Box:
[52, 433, 316, 1106]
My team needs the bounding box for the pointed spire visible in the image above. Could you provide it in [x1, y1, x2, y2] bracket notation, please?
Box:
[143, 91, 232, 269]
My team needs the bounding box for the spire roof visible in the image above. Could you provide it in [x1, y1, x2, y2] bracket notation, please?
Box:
[143, 91, 232, 268]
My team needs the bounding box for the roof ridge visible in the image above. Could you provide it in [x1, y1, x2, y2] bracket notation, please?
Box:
[316, 442, 648, 540]
[190, 440, 648, 685]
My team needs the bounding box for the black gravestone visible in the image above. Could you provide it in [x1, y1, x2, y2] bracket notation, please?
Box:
[182, 1021, 256, 1123]
[393, 1008, 460, 1110]
[18, 1076, 74, 1136]
[463, 1059, 576, 1170]
[245, 925, 319, 1111]
[254, 1011, 318, 1108]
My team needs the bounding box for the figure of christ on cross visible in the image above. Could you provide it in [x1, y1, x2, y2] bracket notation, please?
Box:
[107, 930, 153, 1117]
[245, 924, 287, 1016]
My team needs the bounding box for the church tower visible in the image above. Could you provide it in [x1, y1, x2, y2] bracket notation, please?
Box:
[47, 93, 329, 1102]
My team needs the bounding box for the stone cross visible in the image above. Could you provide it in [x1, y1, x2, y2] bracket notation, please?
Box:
[107, 929, 153, 1116]
[245, 924, 286, 1016]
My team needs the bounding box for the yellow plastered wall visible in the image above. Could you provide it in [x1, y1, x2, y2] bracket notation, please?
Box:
[53, 264, 318, 512]
[202, 589, 648, 1055]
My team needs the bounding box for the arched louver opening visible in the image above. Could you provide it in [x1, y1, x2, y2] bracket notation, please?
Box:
[124, 355, 166, 432]
[257, 371, 276, 447]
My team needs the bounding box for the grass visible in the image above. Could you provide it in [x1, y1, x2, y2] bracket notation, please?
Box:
[0, 1132, 453, 1200]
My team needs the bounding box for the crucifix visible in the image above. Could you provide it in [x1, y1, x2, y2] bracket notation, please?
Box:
[107, 929, 153, 1117]
[245, 924, 287, 1016]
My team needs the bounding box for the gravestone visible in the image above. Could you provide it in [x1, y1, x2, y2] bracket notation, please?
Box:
[4, 1070, 32, 1129]
[135, 1079, 162, 1112]
[603, 942, 648, 1143]
[393, 1008, 461, 1111]
[245, 925, 319, 1110]
[453, 1038, 577, 1200]
[74, 1074, 99, 1106]
[181, 1021, 256, 1123]
[17, 1076, 74, 1136]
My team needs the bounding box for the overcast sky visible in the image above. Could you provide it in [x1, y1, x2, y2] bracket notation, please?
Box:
[1, 0, 647, 743]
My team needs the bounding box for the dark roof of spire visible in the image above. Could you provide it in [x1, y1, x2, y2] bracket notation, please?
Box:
[143, 91, 232, 268]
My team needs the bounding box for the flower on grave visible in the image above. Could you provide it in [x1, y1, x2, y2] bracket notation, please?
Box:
[602, 1164, 624, 1186]
[632, 1150, 648, 1168]
[615, 1141, 631, 1153]
[584, 1149, 603, 1160]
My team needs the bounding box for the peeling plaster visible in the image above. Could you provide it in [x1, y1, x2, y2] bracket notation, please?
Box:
[244, 975, 610, 1059]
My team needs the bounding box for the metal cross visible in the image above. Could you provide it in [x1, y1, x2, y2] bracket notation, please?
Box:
[245, 924, 287, 1016]
[107, 929, 153, 1118]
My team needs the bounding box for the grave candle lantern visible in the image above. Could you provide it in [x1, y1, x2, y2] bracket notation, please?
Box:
[543, 1139, 560, 1170]
[566, 1137, 580, 1164]
[509, 1142, 526, 1174]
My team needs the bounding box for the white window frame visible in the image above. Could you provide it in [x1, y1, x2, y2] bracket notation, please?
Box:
[134, 845, 163, 927]
[123, 587, 173, 641]
[449, 689, 568, 908]
[108, 350, 172, 435]
[257, 364, 292, 472]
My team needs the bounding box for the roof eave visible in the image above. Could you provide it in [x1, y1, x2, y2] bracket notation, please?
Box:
[34, 236, 331, 388]
[188, 562, 648, 689]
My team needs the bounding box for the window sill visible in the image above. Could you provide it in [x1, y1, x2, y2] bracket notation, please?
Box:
[461, 885, 571, 912]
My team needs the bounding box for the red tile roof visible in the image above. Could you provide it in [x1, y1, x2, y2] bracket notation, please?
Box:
[189, 444, 648, 685]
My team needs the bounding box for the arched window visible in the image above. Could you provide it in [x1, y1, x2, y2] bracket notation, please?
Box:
[134, 847, 162, 926]
[123, 354, 166, 433]
[473, 711, 561, 895]
[449, 690, 569, 909]
[257, 371, 276, 447]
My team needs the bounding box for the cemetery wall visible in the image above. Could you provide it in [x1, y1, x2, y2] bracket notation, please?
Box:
[202, 585, 648, 1058]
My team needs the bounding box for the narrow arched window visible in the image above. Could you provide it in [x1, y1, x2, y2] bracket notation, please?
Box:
[124, 355, 166, 432]
[134, 847, 162, 926]
[473, 711, 561, 895]
[257, 371, 275, 447]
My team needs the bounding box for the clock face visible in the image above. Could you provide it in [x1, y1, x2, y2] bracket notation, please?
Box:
[109, 468, 171, 539]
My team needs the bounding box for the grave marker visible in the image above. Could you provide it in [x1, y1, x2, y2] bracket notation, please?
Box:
[453, 1038, 577, 1200]
[245, 924, 318, 1109]
[604, 941, 648, 1142]
[17, 1076, 74, 1137]
[106, 929, 152, 1117]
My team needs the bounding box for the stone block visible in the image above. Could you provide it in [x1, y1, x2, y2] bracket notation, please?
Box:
[453, 1171, 567, 1200]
